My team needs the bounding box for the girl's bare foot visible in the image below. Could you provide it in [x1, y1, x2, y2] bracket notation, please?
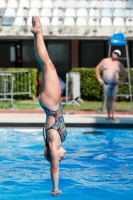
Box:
[30, 16, 42, 35]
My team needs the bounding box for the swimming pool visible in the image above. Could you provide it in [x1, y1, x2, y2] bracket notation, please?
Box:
[0, 128, 133, 200]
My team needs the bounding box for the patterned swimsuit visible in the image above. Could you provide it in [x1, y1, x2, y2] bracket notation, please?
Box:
[38, 99, 67, 143]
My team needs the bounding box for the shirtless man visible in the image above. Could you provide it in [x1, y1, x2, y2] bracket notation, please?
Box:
[31, 16, 67, 196]
[95, 49, 127, 120]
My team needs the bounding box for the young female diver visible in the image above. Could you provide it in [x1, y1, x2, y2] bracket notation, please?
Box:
[31, 16, 67, 196]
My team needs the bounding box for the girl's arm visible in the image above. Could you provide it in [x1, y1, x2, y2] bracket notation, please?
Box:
[49, 142, 62, 196]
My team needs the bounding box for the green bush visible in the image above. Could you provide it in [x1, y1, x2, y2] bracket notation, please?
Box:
[71, 68, 133, 101]
[0, 68, 38, 99]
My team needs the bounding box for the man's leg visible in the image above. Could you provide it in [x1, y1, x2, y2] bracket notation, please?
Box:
[111, 96, 117, 120]
[106, 96, 112, 120]
[111, 86, 118, 120]
[104, 85, 111, 120]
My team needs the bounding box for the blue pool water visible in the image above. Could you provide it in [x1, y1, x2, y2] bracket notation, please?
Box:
[0, 128, 133, 200]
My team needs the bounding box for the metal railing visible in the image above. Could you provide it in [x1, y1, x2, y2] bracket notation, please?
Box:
[0, 70, 32, 108]
[0, 73, 15, 108]
[61, 72, 83, 107]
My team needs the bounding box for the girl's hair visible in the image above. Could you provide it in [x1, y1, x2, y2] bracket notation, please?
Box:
[42, 127, 51, 162]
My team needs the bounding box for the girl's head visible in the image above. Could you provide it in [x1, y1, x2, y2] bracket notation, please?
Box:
[58, 146, 66, 162]
[44, 145, 66, 163]
[43, 127, 66, 163]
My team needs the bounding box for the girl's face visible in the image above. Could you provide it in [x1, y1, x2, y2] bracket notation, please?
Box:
[58, 146, 66, 161]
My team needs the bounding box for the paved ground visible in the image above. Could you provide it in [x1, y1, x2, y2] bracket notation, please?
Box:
[0, 110, 133, 128]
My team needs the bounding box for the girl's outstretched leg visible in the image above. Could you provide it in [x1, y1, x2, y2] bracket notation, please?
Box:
[31, 16, 51, 68]
[31, 16, 61, 108]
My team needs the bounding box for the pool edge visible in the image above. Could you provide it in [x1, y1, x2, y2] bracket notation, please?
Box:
[0, 122, 133, 129]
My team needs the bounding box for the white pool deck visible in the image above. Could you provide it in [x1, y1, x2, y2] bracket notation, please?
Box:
[0, 112, 133, 128]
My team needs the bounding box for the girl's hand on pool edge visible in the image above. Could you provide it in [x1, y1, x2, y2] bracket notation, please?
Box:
[51, 190, 62, 196]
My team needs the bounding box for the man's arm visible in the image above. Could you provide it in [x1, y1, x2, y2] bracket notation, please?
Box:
[95, 60, 104, 84]
[118, 63, 127, 85]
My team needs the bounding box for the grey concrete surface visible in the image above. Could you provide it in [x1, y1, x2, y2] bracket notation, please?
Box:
[0, 113, 133, 128]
